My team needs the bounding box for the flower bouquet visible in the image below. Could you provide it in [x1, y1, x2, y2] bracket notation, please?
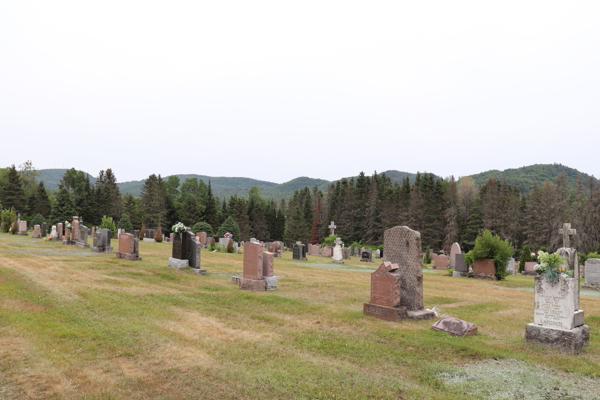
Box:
[172, 222, 187, 233]
[65, 221, 72, 229]
[224, 232, 233, 239]
[534, 251, 565, 283]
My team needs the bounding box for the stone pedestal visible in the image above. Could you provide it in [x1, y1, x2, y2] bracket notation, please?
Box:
[168, 257, 189, 269]
[238, 277, 266, 292]
[363, 303, 407, 321]
[525, 323, 589, 354]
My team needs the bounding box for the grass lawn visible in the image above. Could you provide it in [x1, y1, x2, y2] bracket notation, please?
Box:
[0, 233, 599, 399]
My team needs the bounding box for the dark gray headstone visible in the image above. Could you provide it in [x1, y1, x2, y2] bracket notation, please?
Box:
[41, 222, 48, 237]
[361, 249, 372, 262]
[293, 244, 303, 261]
[172, 232, 190, 260]
[455, 253, 468, 273]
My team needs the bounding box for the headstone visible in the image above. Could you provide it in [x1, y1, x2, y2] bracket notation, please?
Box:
[375, 249, 381, 259]
[196, 232, 207, 246]
[32, 225, 41, 238]
[454, 253, 468, 274]
[172, 232, 189, 260]
[506, 258, 517, 275]
[18, 220, 28, 235]
[308, 244, 320, 256]
[324, 245, 333, 257]
[523, 261, 538, 275]
[363, 261, 405, 321]
[361, 249, 373, 262]
[72, 217, 80, 241]
[380, 248, 383, 258]
[449, 243, 461, 267]
[51, 225, 57, 240]
[92, 228, 112, 253]
[472, 258, 496, 278]
[116, 233, 142, 261]
[268, 242, 281, 257]
[56, 223, 63, 240]
[233, 242, 239, 254]
[332, 237, 344, 264]
[41, 222, 47, 237]
[525, 223, 588, 354]
[293, 244, 306, 261]
[134, 230, 140, 239]
[186, 233, 202, 271]
[77, 224, 90, 248]
[432, 316, 477, 337]
[236, 241, 268, 291]
[383, 226, 434, 319]
[263, 251, 274, 277]
[584, 258, 600, 290]
[432, 254, 449, 269]
[143, 228, 156, 242]
[219, 237, 230, 249]
[343, 247, 352, 260]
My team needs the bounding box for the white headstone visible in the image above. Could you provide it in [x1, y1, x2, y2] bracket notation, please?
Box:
[332, 237, 343, 263]
[584, 258, 600, 288]
[51, 225, 57, 239]
[328, 221, 336, 235]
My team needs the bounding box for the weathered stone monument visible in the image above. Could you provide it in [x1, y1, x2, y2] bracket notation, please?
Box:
[196, 232, 207, 247]
[92, 228, 113, 253]
[116, 233, 142, 261]
[233, 242, 276, 291]
[584, 258, 600, 290]
[144, 229, 156, 242]
[332, 237, 344, 264]
[56, 223, 63, 241]
[506, 257, 517, 275]
[453, 253, 468, 276]
[268, 242, 281, 257]
[343, 247, 352, 260]
[32, 225, 42, 238]
[432, 253, 449, 269]
[51, 225, 57, 240]
[449, 242, 461, 268]
[375, 249, 381, 259]
[525, 223, 588, 354]
[18, 220, 28, 235]
[168, 231, 204, 273]
[328, 221, 336, 235]
[72, 217, 80, 241]
[41, 222, 47, 237]
[432, 316, 477, 337]
[381, 226, 434, 319]
[76, 224, 90, 248]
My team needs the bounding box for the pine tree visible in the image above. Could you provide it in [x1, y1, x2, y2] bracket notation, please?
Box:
[50, 186, 76, 225]
[204, 181, 219, 231]
[2, 165, 25, 213]
[35, 181, 52, 218]
[117, 213, 133, 233]
[216, 216, 241, 242]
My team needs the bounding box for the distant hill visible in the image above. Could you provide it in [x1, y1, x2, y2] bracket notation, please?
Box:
[35, 164, 597, 200]
[467, 164, 597, 193]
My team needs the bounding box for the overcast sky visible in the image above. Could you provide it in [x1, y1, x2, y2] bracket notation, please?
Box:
[1, 1, 599, 183]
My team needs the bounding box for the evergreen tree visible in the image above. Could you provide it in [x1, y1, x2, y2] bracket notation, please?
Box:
[2, 165, 25, 213]
[204, 181, 219, 231]
[50, 186, 76, 224]
[117, 213, 133, 232]
[35, 181, 52, 218]
[140, 174, 167, 229]
[216, 216, 241, 242]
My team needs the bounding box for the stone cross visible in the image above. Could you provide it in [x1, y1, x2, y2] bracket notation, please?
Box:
[328, 221, 336, 235]
[335, 237, 342, 247]
[558, 223, 576, 248]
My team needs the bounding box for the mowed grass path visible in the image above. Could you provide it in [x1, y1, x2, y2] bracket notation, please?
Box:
[0, 233, 599, 399]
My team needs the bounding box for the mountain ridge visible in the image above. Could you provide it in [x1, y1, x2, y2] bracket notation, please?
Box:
[34, 164, 596, 201]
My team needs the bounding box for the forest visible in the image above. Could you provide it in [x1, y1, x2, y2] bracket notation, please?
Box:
[2, 162, 600, 255]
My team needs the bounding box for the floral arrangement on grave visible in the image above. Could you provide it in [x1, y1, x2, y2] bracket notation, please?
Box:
[172, 222, 187, 233]
[534, 251, 566, 284]
[224, 232, 233, 239]
[65, 221, 72, 229]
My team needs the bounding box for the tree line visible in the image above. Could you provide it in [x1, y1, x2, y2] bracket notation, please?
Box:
[2, 163, 600, 255]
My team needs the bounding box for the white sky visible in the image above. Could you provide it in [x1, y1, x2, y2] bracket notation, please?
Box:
[1, 1, 599, 183]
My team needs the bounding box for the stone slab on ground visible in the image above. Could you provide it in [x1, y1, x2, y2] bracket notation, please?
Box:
[116, 252, 141, 261]
[143, 238, 156, 242]
[194, 268, 207, 275]
[432, 316, 477, 336]
[363, 302, 407, 321]
[407, 309, 435, 320]
[168, 257, 189, 269]
[525, 323, 589, 354]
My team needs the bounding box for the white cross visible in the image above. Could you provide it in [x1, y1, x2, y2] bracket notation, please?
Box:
[558, 223, 576, 248]
[328, 221, 336, 235]
[335, 237, 342, 247]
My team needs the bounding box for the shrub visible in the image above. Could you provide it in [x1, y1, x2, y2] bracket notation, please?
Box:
[100, 216, 117, 238]
[323, 234, 338, 247]
[10, 222, 17, 235]
[424, 247, 432, 264]
[539, 246, 548, 253]
[30, 213, 45, 229]
[216, 217, 240, 242]
[155, 227, 163, 242]
[140, 222, 145, 239]
[118, 213, 133, 233]
[0, 208, 17, 233]
[192, 222, 213, 236]
[520, 245, 532, 272]
[466, 230, 513, 280]
[227, 238, 234, 253]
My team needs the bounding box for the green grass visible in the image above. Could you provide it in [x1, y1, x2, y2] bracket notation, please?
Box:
[0, 233, 598, 399]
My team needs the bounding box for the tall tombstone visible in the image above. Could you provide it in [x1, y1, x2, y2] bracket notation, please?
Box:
[584, 258, 600, 290]
[41, 222, 47, 237]
[454, 253, 468, 274]
[172, 231, 189, 260]
[72, 217, 80, 241]
[18, 220, 28, 235]
[449, 242, 461, 267]
[237, 241, 266, 291]
[51, 225, 57, 240]
[332, 237, 344, 264]
[56, 223, 63, 240]
[186, 232, 202, 270]
[292, 244, 305, 261]
[525, 223, 588, 353]
[33, 225, 41, 238]
[77, 224, 90, 248]
[383, 226, 434, 319]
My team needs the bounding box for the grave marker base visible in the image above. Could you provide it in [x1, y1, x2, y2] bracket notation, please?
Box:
[92, 246, 113, 253]
[363, 302, 407, 321]
[76, 242, 90, 248]
[116, 252, 141, 261]
[143, 238, 156, 242]
[332, 260, 344, 264]
[406, 309, 435, 320]
[194, 268, 207, 275]
[525, 323, 589, 354]
[168, 257, 189, 269]
[238, 277, 266, 292]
